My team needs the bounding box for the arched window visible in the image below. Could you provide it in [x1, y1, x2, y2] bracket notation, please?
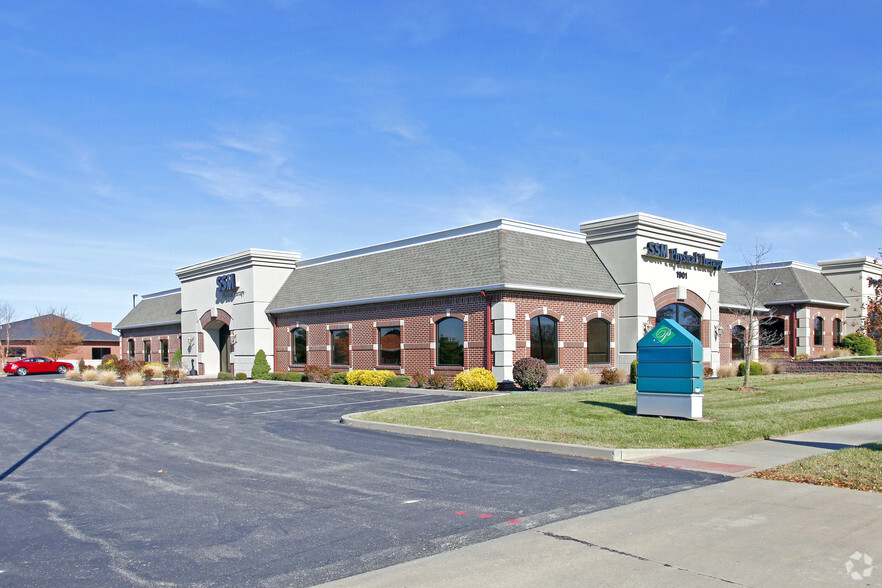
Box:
[128, 339, 135, 360]
[814, 317, 824, 346]
[291, 328, 307, 364]
[530, 315, 558, 364]
[833, 318, 842, 346]
[587, 319, 610, 364]
[732, 326, 746, 360]
[760, 317, 785, 347]
[436, 318, 464, 366]
[656, 303, 701, 340]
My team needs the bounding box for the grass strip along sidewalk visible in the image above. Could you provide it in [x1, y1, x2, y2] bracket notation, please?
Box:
[358, 374, 882, 449]
[751, 441, 882, 493]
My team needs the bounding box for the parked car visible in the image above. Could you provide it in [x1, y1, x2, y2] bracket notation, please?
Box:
[3, 357, 75, 376]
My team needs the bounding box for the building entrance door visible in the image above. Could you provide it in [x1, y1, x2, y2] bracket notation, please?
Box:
[219, 324, 231, 373]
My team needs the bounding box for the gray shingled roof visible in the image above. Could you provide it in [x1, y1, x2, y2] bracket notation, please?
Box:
[267, 228, 622, 312]
[718, 269, 755, 309]
[0, 315, 119, 342]
[116, 292, 182, 329]
[726, 265, 848, 307]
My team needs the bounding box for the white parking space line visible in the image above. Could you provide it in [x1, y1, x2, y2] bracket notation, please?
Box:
[206, 388, 407, 406]
[171, 390, 295, 400]
[254, 393, 436, 415]
[135, 386, 256, 396]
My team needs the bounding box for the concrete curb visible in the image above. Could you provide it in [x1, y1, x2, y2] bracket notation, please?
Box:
[340, 413, 693, 461]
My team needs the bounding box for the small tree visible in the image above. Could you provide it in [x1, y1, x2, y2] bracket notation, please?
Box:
[860, 252, 882, 353]
[726, 242, 777, 390]
[33, 309, 84, 360]
[251, 349, 271, 380]
[0, 301, 17, 367]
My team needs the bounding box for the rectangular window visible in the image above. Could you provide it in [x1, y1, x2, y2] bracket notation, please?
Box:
[91, 347, 111, 361]
[291, 328, 307, 364]
[331, 329, 349, 365]
[378, 326, 401, 365]
[143, 340, 151, 363]
[161, 340, 169, 363]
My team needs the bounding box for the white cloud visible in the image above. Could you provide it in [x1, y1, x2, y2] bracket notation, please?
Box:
[169, 125, 308, 206]
[841, 222, 860, 239]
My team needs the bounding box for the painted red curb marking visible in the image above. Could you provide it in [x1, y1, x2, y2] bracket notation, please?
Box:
[507, 519, 522, 523]
[455, 511, 467, 515]
[479, 514, 492, 519]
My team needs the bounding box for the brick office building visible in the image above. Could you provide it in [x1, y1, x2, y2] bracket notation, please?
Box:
[116, 213, 882, 379]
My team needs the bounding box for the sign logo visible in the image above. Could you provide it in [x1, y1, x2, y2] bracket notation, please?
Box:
[652, 325, 675, 344]
[645, 241, 723, 271]
[216, 273, 237, 292]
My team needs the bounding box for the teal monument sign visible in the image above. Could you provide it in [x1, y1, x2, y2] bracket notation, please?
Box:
[636, 318, 703, 419]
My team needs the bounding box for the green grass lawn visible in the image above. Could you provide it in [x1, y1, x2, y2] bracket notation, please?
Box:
[751, 441, 882, 493]
[359, 374, 882, 449]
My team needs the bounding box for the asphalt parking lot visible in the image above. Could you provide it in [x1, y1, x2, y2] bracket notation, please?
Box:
[0, 376, 727, 587]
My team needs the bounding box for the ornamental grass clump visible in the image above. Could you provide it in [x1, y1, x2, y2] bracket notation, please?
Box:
[65, 369, 81, 381]
[453, 368, 497, 392]
[124, 372, 144, 387]
[97, 370, 118, 385]
[717, 363, 738, 378]
[512, 357, 547, 391]
[81, 368, 99, 382]
[572, 368, 599, 387]
[551, 372, 573, 389]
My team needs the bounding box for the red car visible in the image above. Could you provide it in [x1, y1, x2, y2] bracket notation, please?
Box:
[3, 357, 75, 376]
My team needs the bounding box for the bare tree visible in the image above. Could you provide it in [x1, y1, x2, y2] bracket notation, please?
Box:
[33, 308, 84, 360]
[726, 242, 777, 389]
[0, 301, 17, 367]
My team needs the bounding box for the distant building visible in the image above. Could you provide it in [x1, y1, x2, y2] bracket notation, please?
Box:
[0, 315, 120, 361]
[116, 213, 882, 379]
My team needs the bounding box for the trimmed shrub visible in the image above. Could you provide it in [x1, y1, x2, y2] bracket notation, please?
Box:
[217, 372, 234, 380]
[386, 375, 412, 388]
[551, 372, 573, 389]
[141, 362, 164, 380]
[162, 368, 182, 384]
[332, 372, 348, 385]
[170, 348, 183, 369]
[303, 365, 333, 383]
[124, 372, 144, 387]
[630, 360, 638, 384]
[737, 361, 764, 376]
[235, 372, 248, 380]
[97, 370, 117, 385]
[100, 354, 117, 366]
[271, 372, 304, 382]
[112, 359, 140, 378]
[81, 368, 99, 382]
[599, 368, 619, 385]
[362, 370, 396, 386]
[411, 373, 428, 388]
[454, 368, 497, 392]
[427, 373, 447, 389]
[512, 357, 547, 391]
[703, 366, 714, 378]
[572, 368, 599, 387]
[252, 349, 271, 380]
[841, 332, 877, 356]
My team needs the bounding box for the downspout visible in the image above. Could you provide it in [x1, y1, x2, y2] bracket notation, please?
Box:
[481, 290, 492, 371]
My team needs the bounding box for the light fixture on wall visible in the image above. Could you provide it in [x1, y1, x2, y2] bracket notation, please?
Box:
[230, 331, 237, 345]
[713, 324, 723, 341]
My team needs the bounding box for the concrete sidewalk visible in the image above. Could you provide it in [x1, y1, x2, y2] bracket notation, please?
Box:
[321, 477, 881, 587]
[320, 421, 882, 587]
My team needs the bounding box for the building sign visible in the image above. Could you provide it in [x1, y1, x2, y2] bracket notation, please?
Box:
[645, 242, 723, 271]
[216, 273, 237, 292]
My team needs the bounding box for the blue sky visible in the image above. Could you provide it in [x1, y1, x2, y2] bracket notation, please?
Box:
[2, 1, 880, 326]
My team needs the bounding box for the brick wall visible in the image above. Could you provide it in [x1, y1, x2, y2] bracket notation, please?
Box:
[119, 325, 182, 364]
[272, 290, 618, 381]
[778, 358, 882, 374]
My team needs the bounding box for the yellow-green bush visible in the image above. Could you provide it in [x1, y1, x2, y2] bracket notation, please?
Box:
[141, 362, 165, 379]
[346, 370, 395, 386]
[454, 368, 497, 392]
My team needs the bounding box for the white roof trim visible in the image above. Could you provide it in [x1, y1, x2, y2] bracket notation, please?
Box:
[140, 288, 181, 299]
[726, 260, 822, 273]
[765, 299, 850, 308]
[268, 283, 623, 314]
